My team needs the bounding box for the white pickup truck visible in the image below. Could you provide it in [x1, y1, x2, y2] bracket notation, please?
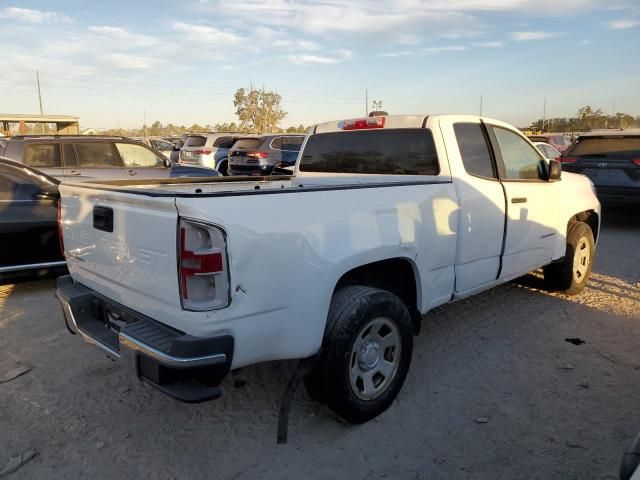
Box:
[56, 114, 600, 424]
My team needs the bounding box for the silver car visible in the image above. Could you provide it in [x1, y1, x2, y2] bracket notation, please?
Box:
[179, 133, 241, 175]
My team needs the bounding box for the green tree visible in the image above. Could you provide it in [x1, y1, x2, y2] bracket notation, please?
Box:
[233, 86, 287, 133]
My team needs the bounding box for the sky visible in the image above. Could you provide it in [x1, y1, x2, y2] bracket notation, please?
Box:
[1, 0, 639, 130]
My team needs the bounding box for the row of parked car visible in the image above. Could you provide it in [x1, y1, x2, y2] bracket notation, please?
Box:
[1, 124, 639, 280]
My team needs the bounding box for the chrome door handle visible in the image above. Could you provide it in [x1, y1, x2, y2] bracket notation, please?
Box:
[127, 170, 138, 176]
[511, 197, 527, 204]
[67, 170, 81, 176]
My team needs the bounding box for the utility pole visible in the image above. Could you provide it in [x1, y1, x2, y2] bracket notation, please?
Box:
[36, 70, 43, 115]
[365, 89, 368, 116]
[479, 94, 483, 116]
[542, 97, 547, 132]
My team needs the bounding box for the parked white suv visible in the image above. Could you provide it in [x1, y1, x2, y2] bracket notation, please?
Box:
[57, 114, 599, 424]
[179, 133, 241, 175]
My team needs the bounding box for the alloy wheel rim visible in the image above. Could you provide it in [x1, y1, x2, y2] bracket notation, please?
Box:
[349, 317, 401, 401]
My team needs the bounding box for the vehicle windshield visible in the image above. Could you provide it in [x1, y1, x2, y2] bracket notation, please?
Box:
[569, 137, 640, 158]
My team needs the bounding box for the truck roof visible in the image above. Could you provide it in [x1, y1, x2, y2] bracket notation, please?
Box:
[312, 114, 512, 134]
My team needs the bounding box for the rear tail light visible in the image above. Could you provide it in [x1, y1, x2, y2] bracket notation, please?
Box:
[632, 158, 640, 166]
[341, 116, 386, 130]
[247, 152, 269, 159]
[178, 219, 229, 311]
[193, 149, 212, 155]
[57, 199, 65, 256]
[559, 156, 577, 163]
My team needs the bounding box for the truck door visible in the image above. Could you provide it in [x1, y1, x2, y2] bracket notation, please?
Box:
[443, 119, 507, 293]
[486, 124, 559, 279]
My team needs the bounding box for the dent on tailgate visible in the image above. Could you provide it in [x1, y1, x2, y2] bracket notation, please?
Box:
[60, 185, 183, 314]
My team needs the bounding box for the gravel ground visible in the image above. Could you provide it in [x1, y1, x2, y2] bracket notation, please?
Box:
[1, 213, 639, 480]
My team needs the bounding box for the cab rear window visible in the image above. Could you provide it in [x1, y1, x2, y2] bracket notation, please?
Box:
[569, 137, 640, 158]
[299, 129, 439, 175]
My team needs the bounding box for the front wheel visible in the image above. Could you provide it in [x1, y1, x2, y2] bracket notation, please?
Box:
[543, 221, 595, 295]
[304, 286, 413, 423]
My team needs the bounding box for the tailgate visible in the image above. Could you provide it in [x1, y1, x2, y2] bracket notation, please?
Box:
[59, 184, 182, 317]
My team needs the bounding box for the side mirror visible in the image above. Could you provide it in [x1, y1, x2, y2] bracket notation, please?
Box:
[173, 145, 180, 151]
[548, 159, 562, 181]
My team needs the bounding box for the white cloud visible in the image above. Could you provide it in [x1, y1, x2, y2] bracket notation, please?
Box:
[511, 31, 563, 41]
[172, 22, 243, 45]
[378, 51, 414, 57]
[607, 19, 638, 29]
[473, 41, 504, 47]
[88, 26, 159, 47]
[0, 6, 71, 23]
[284, 49, 352, 65]
[423, 45, 467, 53]
[378, 46, 467, 57]
[103, 53, 155, 70]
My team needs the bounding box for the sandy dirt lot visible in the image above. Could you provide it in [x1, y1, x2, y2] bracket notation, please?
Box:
[1, 213, 639, 480]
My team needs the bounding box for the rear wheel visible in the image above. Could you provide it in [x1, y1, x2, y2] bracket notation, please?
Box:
[543, 221, 595, 295]
[304, 286, 413, 423]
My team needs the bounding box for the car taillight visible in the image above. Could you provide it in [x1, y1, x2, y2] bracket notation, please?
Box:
[193, 149, 212, 155]
[341, 116, 386, 130]
[632, 158, 640, 166]
[57, 199, 65, 256]
[559, 156, 577, 163]
[247, 152, 269, 159]
[178, 218, 229, 311]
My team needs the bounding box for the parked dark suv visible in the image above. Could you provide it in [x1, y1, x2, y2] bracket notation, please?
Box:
[0, 135, 219, 182]
[561, 130, 640, 207]
[228, 134, 305, 176]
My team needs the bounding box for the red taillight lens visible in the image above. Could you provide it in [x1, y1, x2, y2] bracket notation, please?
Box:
[178, 219, 229, 311]
[342, 116, 386, 130]
[193, 149, 212, 155]
[247, 151, 269, 159]
[559, 156, 577, 163]
[57, 199, 65, 256]
[632, 158, 640, 166]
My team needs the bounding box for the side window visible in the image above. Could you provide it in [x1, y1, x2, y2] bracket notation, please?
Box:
[0, 171, 20, 200]
[492, 127, 543, 180]
[0, 168, 38, 201]
[74, 143, 118, 167]
[453, 123, 495, 178]
[62, 144, 78, 167]
[541, 145, 558, 159]
[115, 143, 164, 167]
[270, 137, 283, 150]
[23, 144, 61, 168]
[282, 136, 303, 152]
[213, 136, 237, 149]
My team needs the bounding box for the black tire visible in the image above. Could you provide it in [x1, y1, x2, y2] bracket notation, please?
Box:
[217, 160, 228, 176]
[543, 221, 595, 295]
[304, 285, 413, 423]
